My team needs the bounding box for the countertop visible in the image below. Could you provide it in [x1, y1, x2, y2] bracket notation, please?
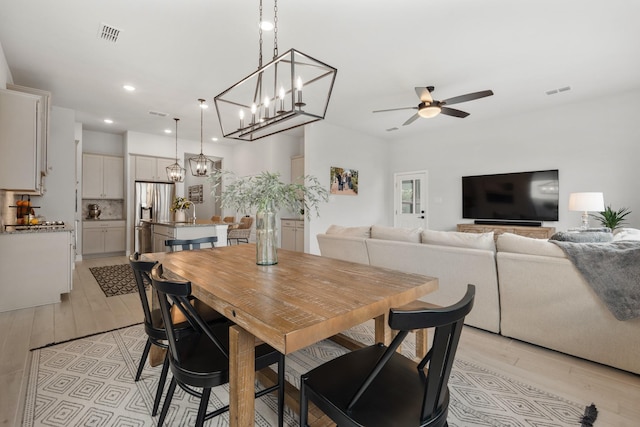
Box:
[147, 219, 230, 228]
[1, 226, 74, 235]
[83, 218, 124, 221]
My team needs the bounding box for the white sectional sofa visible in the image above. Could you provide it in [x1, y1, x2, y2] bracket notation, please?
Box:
[317, 225, 501, 333]
[317, 224, 640, 374]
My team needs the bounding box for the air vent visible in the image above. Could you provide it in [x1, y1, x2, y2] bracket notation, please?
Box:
[149, 110, 168, 117]
[98, 23, 122, 43]
[546, 86, 571, 96]
[386, 127, 399, 132]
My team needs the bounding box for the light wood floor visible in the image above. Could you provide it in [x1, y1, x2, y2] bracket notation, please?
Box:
[1, 255, 639, 427]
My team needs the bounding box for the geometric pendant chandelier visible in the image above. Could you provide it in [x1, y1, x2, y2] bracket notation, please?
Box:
[214, 1, 337, 142]
[189, 99, 215, 176]
[166, 118, 186, 182]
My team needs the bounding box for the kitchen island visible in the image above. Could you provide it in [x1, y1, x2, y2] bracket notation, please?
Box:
[149, 220, 230, 252]
[0, 227, 74, 312]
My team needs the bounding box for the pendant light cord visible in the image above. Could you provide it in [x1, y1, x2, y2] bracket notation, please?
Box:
[174, 118, 179, 161]
[199, 99, 204, 154]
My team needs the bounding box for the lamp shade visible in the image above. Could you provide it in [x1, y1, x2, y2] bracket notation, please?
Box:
[568, 192, 604, 212]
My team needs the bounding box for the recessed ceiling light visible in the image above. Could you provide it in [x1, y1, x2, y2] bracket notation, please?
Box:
[260, 21, 274, 31]
[211, 137, 219, 142]
[123, 85, 135, 91]
[164, 129, 172, 134]
[104, 119, 113, 124]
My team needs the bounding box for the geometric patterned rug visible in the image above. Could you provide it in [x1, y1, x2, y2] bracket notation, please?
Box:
[23, 323, 593, 427]
[89, 264, 139, 297]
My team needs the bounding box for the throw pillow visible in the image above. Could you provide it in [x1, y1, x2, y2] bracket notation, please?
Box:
[549, 231, 614, 243]
[421, 229, 495, 252]
[325, 224, 371, 238]
[371, 225, 422, 243]
[496, 232, 565, 258]
[613, 228, 640, 241]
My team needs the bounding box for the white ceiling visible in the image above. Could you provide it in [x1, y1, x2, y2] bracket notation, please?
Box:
[1, 0, 639, 145]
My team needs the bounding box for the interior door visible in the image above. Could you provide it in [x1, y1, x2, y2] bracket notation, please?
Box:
[394, 171, 428, 229]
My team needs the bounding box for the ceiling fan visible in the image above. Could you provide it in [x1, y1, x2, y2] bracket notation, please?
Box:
[373, 86, 494, 126]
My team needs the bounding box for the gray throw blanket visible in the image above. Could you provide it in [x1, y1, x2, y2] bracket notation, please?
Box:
[551, 240, 640, 321]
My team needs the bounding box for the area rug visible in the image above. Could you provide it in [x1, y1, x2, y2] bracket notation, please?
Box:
[89, 264, 139, 297]
[23, 323, 595, 427]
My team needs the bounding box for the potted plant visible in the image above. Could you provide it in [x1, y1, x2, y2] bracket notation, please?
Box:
[591, 205, 632, 231]
[209, 170, 328, 265]
[170, 196, 192, 222]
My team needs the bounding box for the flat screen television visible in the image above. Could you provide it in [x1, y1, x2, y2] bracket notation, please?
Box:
[462, 169, 559, 222]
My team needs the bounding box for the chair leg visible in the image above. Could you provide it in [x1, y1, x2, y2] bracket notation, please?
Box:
[277, 353, 285, 427]
[157, 377, 177, 427]
[136, 338, 152, 381]
[152, 353, 170, 416]
[195, 388, 211, 427]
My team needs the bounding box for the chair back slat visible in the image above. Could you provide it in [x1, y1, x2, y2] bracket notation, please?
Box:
[165, 236, 217, 252]
[129, 253, 158, 327]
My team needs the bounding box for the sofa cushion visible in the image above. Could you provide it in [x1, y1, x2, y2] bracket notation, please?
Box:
[496, 232, 565, 258]
[371, 225, 422, 243]
[550, 231, 613, 243]
[421, 229, 495, 252]
[325, 224, 371, 238]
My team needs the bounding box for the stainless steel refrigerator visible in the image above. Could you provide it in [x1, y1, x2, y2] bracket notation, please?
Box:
[134, 181, 175, 253]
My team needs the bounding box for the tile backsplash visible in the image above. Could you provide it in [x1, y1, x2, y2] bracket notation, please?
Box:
[82, 199, 124, 220]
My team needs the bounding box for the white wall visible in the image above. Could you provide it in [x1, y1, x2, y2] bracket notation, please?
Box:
[388, 89, 640, 231]
[305, 122, 390, 254]
[0, 41, 12, 88]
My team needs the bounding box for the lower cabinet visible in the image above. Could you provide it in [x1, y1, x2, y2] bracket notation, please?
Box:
[281, 219, 304, 252]
[0, 231, 73, 312]
[83, 220, 126, 255]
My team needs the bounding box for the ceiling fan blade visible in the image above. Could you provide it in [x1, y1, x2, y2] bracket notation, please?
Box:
[402, 113, 421, 126]
[372, 106, 417, 113]
[440, 107, 470, 118]
[414, 87, 433, 103]
[442, 90, 494, 106]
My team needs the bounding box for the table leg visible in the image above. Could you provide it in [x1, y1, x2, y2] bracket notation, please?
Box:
[229, 325, 255, 427]
[374, 313, 393, 345]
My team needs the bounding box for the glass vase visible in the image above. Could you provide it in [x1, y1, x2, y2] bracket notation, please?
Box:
[255, 206, 277, 265]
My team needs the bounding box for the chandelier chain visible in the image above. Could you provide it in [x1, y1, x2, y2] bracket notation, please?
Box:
[174, 118, 179, 161]
[199, 100, 204, 153]
[273, 0, 278, 58]
[258, 0, 263, 68]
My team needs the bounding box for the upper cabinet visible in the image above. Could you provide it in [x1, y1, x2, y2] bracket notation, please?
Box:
[82, 153, 124, 199]
[135, 155, 175, 181]
[0, 86, 50, 194]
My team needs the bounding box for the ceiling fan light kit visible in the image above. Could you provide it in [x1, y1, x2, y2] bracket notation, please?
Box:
[374, 86, 493, 127]
[214, 0, 337, 142]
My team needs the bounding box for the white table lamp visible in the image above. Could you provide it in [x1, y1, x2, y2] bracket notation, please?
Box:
[568, 192, 604, 229]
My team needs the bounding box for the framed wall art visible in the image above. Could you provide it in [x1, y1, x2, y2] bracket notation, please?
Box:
[330, 166, 358, 195]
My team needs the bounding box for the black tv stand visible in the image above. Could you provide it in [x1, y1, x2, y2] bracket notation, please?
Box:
[474, 220, 542, 227]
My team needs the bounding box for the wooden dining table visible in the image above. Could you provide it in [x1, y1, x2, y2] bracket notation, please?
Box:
[145, 244, 438, 427]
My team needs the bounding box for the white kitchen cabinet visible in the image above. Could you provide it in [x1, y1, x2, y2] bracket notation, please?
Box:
[0, 230, 73, 312]
[7, 84, 52, 176]
[83, 220, 126, 255]
[0, 89, 43, 193]
[135, 155, 175, 181]
[281, 219, 304, 252]
[82, 153, 124, 199]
